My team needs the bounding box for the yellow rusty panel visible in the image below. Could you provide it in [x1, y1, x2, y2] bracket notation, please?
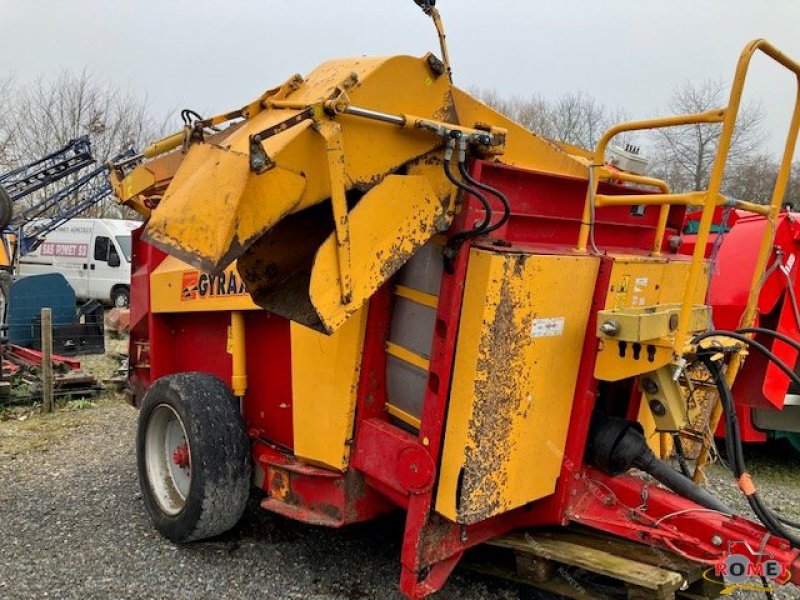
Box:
[310, 174, 443, 333]
[144, 144, 308, 274]
[150, 256, 259, 313]
[132, 53, 591, 304]
[291, 306, 368, 471]
[436, 250, 599, 524]
[595, 257, 709, 382]
[142, 55, 455, 275]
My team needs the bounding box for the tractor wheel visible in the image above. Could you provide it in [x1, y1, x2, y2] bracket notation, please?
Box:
[0, 184, 12, 230]
[136, 372, 251, 542]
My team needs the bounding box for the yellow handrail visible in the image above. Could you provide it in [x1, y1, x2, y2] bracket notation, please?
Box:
[575, 39, 800, 480]
[578, 39, 800, 358]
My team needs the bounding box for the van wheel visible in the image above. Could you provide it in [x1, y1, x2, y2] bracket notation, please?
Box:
[137, 372, 252, 542]
[0, 184, 12, 230]
[111, 286, 130, 308]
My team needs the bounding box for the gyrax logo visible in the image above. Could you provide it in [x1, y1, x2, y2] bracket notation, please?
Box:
[181, 270, 247, 301]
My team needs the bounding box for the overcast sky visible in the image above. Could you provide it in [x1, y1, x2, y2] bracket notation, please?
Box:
[1, 0, 799, 156]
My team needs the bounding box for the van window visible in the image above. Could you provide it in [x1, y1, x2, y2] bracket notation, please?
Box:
[115, 235, 132, 262]
[94, 236, 110, 261]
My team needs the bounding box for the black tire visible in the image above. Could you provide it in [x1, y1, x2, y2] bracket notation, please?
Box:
[111, 286, 130, 308]
[136, 372, 251, 543]
[0, 184, 12, 230]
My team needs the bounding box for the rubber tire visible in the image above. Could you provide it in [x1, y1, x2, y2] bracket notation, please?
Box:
[136, 372, 251, 543]
[111, 286, 130, 308]
[0, 184, 12, 230]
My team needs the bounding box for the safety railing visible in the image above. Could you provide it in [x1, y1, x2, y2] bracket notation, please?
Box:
[577, 39, 800, 359]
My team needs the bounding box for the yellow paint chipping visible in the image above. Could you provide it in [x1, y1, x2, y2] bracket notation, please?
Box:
[436, 250, 599, 524]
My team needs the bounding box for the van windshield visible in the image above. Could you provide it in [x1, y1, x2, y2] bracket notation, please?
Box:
[115, 236, 132, 262]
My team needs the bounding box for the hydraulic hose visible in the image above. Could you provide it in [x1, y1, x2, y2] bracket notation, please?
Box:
[693, 330, 800, 391]
[672, 433, 692, 478]
[737, 326, 800, 354]
[457, 161, 511, 235]
[442, 139, 494, 272]
[699, 352, 800, 548]
[443, 158, 492, 234]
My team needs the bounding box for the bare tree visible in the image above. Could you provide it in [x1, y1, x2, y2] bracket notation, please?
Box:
[9, 69, 166, 218]
[549, 92, 628, 150]
[0, 75, 17, 170]
[649, 79, 765, 193]
[470, 88, 553, 138]
[471, 87, 628, 151]
[725, 153, 778, 205]
[788, 162, 800, 209]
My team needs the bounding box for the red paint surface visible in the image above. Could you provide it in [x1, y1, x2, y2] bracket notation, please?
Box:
[684, 211, 800, 413]
[129, 159, 800, 598]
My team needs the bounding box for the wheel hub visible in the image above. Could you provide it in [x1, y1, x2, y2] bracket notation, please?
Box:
[144, 404, 192, 515]
[172, 443, 190, 468]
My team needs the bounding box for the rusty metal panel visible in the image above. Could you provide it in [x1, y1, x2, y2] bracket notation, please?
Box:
[435, 249, 600, 524]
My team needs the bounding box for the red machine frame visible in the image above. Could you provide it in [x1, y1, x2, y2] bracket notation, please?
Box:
[128, 159, 800, 598]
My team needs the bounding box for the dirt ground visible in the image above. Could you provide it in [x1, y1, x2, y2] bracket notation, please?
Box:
[1, 338, 800, 599]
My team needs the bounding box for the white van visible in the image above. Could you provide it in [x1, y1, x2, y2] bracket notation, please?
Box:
[17, 218, 140, 307]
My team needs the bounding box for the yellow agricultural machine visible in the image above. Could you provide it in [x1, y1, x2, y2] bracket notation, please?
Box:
[111, 2, 800, 597]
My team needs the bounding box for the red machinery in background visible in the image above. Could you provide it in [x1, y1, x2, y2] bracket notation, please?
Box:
[682, 208, 800, 449]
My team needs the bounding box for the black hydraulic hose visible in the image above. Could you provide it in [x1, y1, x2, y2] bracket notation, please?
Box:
[457, 160, 511, 235]
[737, 326, 800, 354]
[693, 330, 800, 392]
[443, 158, 492, 239]
[700, 354, 800, 548]
[672, 434, 692, 478]
[442, 155, 494, 272]
[734, 326, 800, 531]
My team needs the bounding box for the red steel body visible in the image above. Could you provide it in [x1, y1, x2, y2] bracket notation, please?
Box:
[128, 161, 800, 597]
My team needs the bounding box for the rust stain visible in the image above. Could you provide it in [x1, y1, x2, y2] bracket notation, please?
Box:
[459, 255, 532, 523]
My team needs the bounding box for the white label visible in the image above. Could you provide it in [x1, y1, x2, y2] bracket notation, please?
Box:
[634, 277, 649, 292]
[531, 317, 565, 338]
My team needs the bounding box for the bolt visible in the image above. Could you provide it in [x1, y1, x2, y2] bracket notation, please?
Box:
[642, 377, 659, 395]
[711, 535, 724, 547]
[599, 320, 621, 337]
[172, 443, 190, 468]
[669, 313, 679, 331]
[649, 399, 667, 417]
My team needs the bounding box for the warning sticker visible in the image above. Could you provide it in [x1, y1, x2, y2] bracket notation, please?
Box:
[634, 277, 649, 292]
[531, 317, 565, 338]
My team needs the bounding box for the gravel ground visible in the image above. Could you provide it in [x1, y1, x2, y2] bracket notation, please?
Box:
[0, 398, 519, 600]
[1, 389, 799, 599]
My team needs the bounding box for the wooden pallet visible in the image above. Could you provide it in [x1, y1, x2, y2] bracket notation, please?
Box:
[463, 528, 724, 600]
